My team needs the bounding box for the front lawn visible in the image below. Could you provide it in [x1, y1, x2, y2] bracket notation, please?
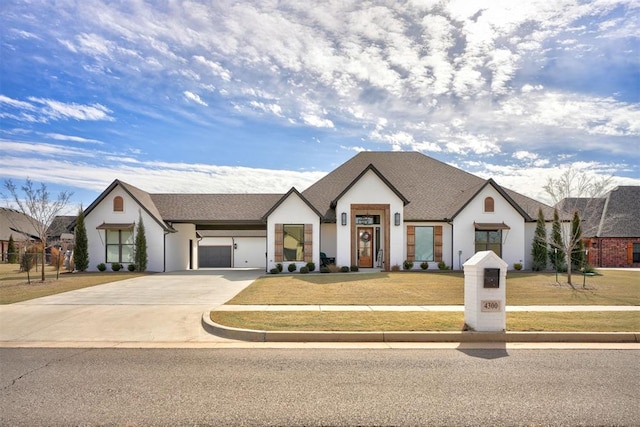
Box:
[227, 270, 640, 306]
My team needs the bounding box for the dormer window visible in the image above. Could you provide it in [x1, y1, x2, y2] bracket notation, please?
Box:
[484, 197, 494, 213]
[113, 196, 124, 212]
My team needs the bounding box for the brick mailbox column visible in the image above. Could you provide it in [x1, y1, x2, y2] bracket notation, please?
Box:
[462, 250, 508, 332]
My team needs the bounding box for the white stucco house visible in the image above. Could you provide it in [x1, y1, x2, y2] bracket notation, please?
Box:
[79, 152, 555, 272]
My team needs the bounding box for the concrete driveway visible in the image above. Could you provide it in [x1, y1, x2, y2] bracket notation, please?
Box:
[0, 269, 262, 346]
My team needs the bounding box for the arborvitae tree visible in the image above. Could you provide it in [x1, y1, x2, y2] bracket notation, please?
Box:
[134, 212, 148, 272]
[531, 208, 548, 271]
[571, 210, 584, 271]
[74, 207, 89, 271]
[549, 208, 566, 273]
[7, 234, 17, 263]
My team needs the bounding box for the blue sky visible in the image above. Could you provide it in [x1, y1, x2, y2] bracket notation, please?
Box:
[1, 0, 639, 212]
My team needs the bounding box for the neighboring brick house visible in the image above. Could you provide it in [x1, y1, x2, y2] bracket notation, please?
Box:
[567, 186, 640, 268]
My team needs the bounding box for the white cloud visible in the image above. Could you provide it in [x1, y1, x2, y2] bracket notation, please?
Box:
[43, 133, 103, 144]
[301, 113, 334, 128]
[183, 91, 208, 107]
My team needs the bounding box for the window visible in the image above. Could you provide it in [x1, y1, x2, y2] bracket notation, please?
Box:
[113, 196, 124, 212]
[634, 243, 640, 263]
[475, 230, 502, 257]
[106, 229, 134, 263]
[415, 226, 434, 261]
[283, 224, 304, 261]
[484, 197, 494, 213]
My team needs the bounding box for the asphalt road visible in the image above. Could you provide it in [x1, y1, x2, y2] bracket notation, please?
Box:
[1, 348, 638, 426]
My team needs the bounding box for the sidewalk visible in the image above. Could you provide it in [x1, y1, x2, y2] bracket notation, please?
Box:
[215, 304, 640, 312]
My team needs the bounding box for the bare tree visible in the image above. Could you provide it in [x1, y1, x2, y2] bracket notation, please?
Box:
[3, 179, 73, 282]
[543, 167, 612, 287]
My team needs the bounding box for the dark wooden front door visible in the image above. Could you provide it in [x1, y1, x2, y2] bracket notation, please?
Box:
[358, 227, 373, 268]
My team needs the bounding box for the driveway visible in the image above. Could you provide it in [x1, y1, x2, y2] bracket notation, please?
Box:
[0, 269, 262, 345]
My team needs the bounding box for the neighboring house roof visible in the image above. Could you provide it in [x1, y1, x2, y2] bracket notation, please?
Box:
[597, 186, 640, 237]
[49, 216, 76, 238]
[559, 186, 640, 238]
[302, 152, 554, 222]
[0, 207, 41, 242]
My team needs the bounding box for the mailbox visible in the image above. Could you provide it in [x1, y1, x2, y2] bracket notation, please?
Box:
[484, 268, 500, 288]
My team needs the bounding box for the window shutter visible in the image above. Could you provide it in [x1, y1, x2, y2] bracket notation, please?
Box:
[274, 224, 283, 262]
[434, 226, 443, 262]
[406, 226, 415, 262]
[304, 224, 313, 263]
[628, 242, 633, 265]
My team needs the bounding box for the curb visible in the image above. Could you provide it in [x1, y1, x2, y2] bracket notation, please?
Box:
[201, 313, 640, 343]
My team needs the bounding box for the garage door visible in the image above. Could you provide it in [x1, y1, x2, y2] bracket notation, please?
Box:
[199, 246, 232, 268]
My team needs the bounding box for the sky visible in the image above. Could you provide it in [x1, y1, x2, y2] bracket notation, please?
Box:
[1, 0, 639, 213]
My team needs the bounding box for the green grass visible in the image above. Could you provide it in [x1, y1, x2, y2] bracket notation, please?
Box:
[227, 270, 640, 306]
[0, 263, 147, 304]
[211, 311, 640, 332]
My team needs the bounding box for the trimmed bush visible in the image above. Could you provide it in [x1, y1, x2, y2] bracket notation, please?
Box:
[403, 260, 414, 270]
[270, 267, 279, 274]
[288, 263, 297, 272]
[391, 264, 400, 272]
[320, 266, 331, 273]
[306, 262, 316, 272]
[300, 266, 309, 274]
[111, 262, 122, 271]
[438, 261, 448, 270]
[513, 262, 523, 271]
[420, 262, 429, 270]
[276, 263, 283, 272]
[340, 266, 350, 273]
[97, 263, 106, 272]
[128, 263, 136, 272]
[350, 265, 359, 272]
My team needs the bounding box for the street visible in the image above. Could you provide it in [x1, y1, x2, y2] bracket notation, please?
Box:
[1, 348, 638, 426]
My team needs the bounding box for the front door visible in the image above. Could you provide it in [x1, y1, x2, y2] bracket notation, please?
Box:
[358, 227, 373, 268]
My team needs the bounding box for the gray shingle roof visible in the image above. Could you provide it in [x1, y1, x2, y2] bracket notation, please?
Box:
[151, 193, 283, 223]
[598, 186, 640, 237]
[0, 207, 40, 241]
[302, 152, 554, 221]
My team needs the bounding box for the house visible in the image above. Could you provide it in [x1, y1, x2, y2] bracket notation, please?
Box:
[80, 151, 557, 272]
[0, 207, 41, 262]
[568, 186, 640, 268]
[48, 215, 76, 250]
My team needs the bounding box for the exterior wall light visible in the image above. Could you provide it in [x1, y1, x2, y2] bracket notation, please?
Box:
[394, 212, 401, 226]
[341, 212, 347, 226]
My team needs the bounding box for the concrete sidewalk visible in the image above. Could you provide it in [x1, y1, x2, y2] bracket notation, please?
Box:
[214, 304, 640, 312]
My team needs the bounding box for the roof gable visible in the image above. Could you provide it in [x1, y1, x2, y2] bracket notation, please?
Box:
[263, 187, 322, 220]
[82, 180, 172, 232]
[330, 163, 410, 208]
[451, 178, 532, 221]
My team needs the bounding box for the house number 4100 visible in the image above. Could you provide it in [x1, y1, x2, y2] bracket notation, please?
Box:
[481, 300, 501, 312]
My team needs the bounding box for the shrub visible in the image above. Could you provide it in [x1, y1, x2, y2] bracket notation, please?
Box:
[350, 265, 359, 272]
[320, 266, 331, 273]
[403, 260, 414, 270]
[270, 267, 280, 274]
[128, 263, 136, 272]
[340, 266, 350, 273]
[583, 264, 595, 274]
[276, 263, 283, 272]
[97, 263, 107, 272]
[300, 266, 309, 274]
[111, 262, 122, 271]
[420, 262, 429, 270]
[391, 264, 401, 272]
[288, 263, 297, 272]
[438, 261, 448, 270]
[328, 264, 341, 273]
[306, 262, 316, 272]
[513, 262, 523, 271]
